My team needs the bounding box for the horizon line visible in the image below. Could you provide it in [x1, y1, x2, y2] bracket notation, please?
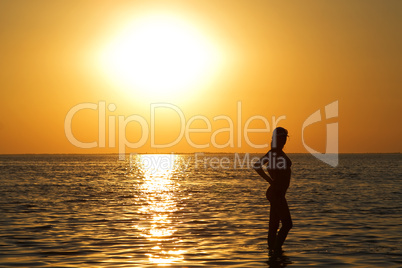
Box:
[0, 152, 400, 156]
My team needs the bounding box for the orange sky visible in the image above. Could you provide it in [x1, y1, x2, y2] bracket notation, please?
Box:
[0, 1, 401, 154]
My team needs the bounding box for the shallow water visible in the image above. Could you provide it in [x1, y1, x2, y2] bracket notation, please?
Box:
[0, 153, 401, 267]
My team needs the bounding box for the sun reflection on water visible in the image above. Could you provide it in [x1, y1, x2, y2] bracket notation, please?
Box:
[131, 154, 186, 265]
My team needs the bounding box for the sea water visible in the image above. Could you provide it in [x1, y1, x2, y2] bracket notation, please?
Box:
[0, 153, 401, 267]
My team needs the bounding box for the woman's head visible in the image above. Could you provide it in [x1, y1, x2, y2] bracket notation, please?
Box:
[271, 127, 288, 150]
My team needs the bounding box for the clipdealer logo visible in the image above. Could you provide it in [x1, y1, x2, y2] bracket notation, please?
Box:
[64, 101, 286, 160]
[302, 100, 339, 167]
[64, 100, 339, 167]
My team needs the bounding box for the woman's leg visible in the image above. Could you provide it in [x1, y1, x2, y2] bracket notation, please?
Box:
[274, 197, 293, 252]
[268, 201, 280, 250]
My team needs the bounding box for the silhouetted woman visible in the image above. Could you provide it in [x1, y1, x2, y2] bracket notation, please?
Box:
[253, 127, 292, 255]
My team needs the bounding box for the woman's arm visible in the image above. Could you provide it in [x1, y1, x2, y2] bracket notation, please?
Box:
[253, 155, 274, 185]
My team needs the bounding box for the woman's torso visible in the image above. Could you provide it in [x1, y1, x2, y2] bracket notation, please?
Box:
[266, 150, 292, 197]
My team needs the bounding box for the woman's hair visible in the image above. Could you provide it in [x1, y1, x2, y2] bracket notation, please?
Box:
[271, 127, 288, 150]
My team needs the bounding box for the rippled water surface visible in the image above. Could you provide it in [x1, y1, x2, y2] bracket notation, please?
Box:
[0, 153, 401, 267]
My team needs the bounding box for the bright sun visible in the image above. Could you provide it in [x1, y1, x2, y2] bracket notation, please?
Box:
[99, 13, 223, 99]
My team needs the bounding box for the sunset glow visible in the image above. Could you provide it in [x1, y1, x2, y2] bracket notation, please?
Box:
[98, 13, 223, 99]
[0, 1, 400, 154]
[0, 2, 401, 267]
